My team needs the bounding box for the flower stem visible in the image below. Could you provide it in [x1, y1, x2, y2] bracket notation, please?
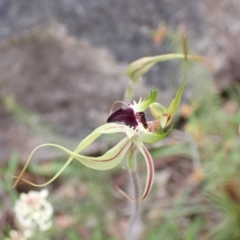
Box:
[124, 80, 141, 240]
[126, 150, 142, 240]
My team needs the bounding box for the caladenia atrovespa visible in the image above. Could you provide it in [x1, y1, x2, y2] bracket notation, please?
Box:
[13, 53, 210, 201]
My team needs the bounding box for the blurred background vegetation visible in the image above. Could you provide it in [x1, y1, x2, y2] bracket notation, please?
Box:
[1, 0, 240, 239]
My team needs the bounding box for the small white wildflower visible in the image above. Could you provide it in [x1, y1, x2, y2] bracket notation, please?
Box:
[4, 229, 31, 240]
[14, 189, 53, 232]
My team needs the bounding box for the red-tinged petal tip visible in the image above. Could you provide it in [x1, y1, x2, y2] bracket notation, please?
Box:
[114, 185, 139, 202]
[140, 146, 154, 200]
[114, 142, 155, 202]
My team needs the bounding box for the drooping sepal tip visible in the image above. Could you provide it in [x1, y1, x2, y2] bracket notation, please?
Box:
[126, 53, 213, 83]
[12, 123, 132, 188]
[114, 140, 154, 202]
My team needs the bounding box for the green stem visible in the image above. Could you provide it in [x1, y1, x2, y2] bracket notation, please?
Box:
[127, 146, 137, 170]
[124, 80, 135, 102]
[126, 148, 142, 240]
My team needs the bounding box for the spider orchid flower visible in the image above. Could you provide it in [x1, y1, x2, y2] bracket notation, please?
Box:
[13, 52, 208, 201]
[13, 89, 172, 201]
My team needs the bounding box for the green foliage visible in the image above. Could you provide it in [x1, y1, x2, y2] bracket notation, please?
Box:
[0, 152, 19, 202]
[209, 179, 240, 240]
[148, 217, 203, 240]
[3, 95, 52, 134]
[4, 23, 240, 240]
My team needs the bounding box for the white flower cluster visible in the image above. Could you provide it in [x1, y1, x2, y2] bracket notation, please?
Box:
[4, 229, 32, 240]
[14, 189, 53, 233]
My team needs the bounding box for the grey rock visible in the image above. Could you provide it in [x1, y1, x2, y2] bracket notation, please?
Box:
[0, 0, 240, 163]
[0, 23, 128, 163]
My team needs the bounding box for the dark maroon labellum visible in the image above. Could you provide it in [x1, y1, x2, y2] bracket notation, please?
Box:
[107, 108, 148, 129]
[107, 108, 138, 128]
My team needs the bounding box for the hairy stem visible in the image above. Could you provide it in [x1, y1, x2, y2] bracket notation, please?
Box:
[124, 80, 141, 240]
[126, 151, 142, 240]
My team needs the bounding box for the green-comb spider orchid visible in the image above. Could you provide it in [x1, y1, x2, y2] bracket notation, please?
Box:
[12, 89, 175, 201]
[13, 52, 206, 201]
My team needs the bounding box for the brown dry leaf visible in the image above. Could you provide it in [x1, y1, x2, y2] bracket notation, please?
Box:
[222, 100, 238, 114]
[169, 138, 179, 146]
[154, 169, 172, 198]
[189, 168, 205, 183]
[152, 25, 167, 46]
[224, 179, 240, 205]
[108, 219, 127, 240]
[181, 104, 193, 118]
[55, 214, 77, 228]
[223, 140, 234, 153]
[52, 179, 88, 201]
[184, 122, 204, 142]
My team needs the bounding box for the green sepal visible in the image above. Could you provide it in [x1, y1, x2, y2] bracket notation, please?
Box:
[137, 126, 172, 144]
[126, 54, 204, 83]
[13, 137, 132, 188]
[126, 147, 136, 170]
[13, 123, 129, 188]
[39, 137, 132, 171]
[167, 78, 186, 118]
[149, 102, 167, 119]
[149, 72, 186, 127]
[74, 123, 126, 154]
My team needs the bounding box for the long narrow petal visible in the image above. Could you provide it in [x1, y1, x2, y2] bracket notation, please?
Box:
[75, 123, 127, 153]
[74, 137, 132, 170]
[13, 123, 128, 188]
[134, 140, 154, 200]
[126, 54, 212, 82]
[115, 140, 154, 201]
[13, 137, 132, 187]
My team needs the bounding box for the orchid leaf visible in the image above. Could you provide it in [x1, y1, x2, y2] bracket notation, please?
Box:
[126, 53, 211, 82]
